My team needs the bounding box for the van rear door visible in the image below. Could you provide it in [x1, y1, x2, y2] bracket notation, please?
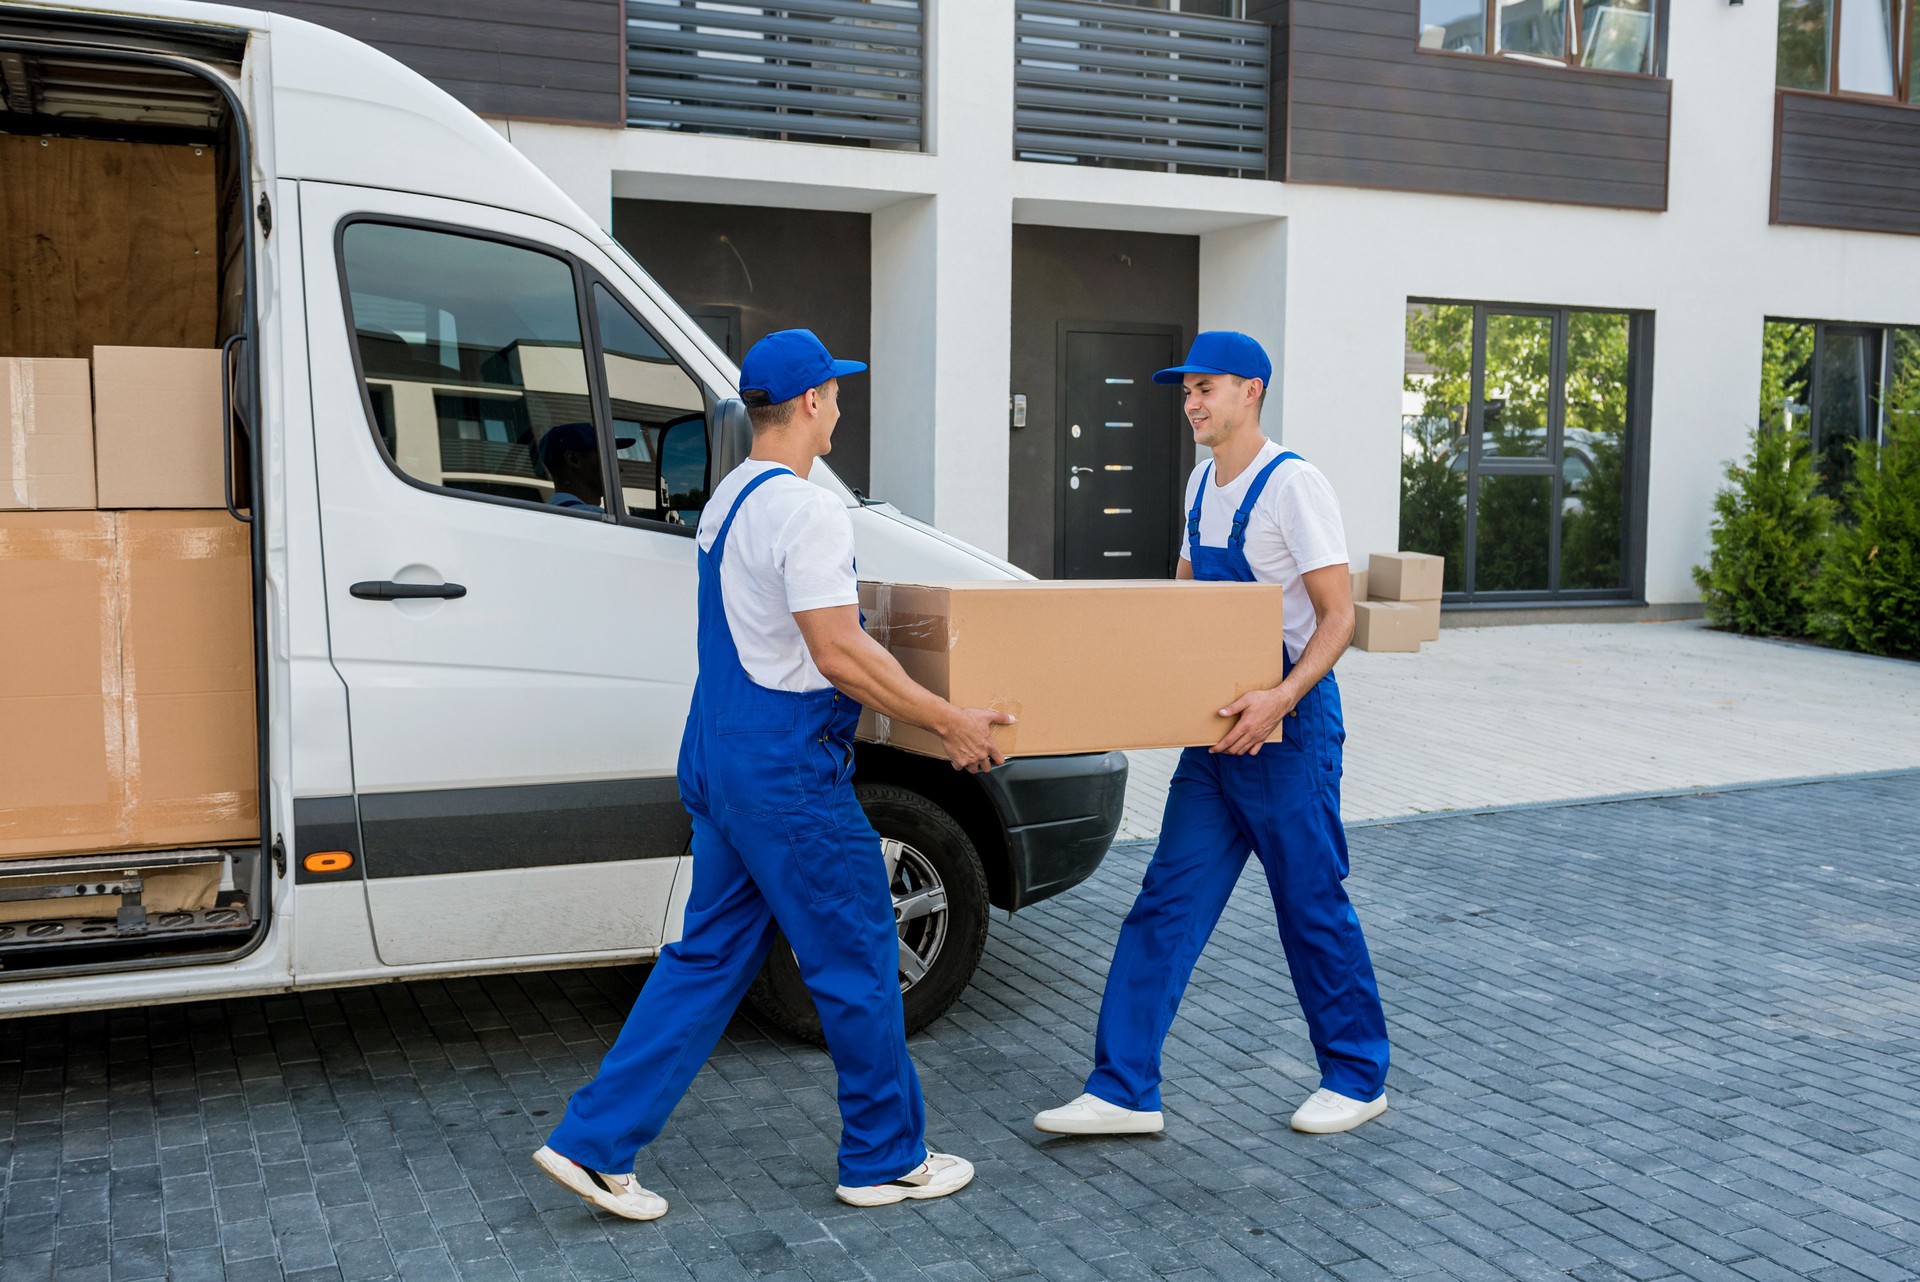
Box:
[298, 181, 709, 968]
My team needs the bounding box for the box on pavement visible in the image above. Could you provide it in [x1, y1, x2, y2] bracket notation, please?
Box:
[857, 579, 1288, 757]
[1353, 600, 1424, 653]
[1368, 551, 1445, 602]
[1385, 595, 1441, 642]
[0, 510, 256, 859]
[1349, 567, 1368, 603]
[2, 357, 96, 510]
[92, 346, 226, 509]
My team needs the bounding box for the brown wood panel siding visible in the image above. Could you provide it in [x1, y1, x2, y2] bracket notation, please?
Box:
[1282, 0, 1671, 209]
[247, 0, 624, 125]
[1774, 91, 1920, 235]
[1246, 0, 1289, 180]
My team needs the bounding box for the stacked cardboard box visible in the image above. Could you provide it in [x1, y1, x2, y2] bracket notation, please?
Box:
[1, 342, 246, 888]
[0, 511, 256, 860]
[1354, 552, 1445, 653]
[857, 579, 1289, 757]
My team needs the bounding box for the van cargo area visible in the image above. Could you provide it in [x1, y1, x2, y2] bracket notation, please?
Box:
[0, 29, 268, 976]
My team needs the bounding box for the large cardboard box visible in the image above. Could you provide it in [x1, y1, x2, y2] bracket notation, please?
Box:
[1353, 600, 1424, 653]
[1348, 567, 1368, 604]
[856, 579, 1288, 757]
[2, 358, 96, 510]
[92, 346, 226, 509]
[119, 512, 258, 848]
[0, 510, 255, 859]
[0, 513, 123, 857]
[1368, 551, 1445, 602]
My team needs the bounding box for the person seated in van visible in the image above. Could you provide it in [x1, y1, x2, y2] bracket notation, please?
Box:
[533, 421, 633, 513]
[533, 329, 1009, 1221]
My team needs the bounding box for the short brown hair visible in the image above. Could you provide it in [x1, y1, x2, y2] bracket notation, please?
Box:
[743, 388, 797, 432]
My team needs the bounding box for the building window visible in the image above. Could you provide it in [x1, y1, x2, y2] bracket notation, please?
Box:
[1777, 0, 1919, 100]
[1402, 301, 1648, 600]
[1760, 319, 1920, 497]
[1418, 0, 1657, 73]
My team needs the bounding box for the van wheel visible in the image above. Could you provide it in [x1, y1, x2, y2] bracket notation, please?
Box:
[745, 783, 990, 1046]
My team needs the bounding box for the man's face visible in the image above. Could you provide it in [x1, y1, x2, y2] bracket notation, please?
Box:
[554, 447, 604, 503]
[1181, 373, 1260, 448]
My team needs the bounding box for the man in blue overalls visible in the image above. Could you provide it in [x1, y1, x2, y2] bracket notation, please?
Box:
[535, 330, 1010, 1219]
[1036, 331, 1392, 1138]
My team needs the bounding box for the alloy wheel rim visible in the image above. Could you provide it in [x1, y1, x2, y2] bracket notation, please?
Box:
[883, 837, 949, 993]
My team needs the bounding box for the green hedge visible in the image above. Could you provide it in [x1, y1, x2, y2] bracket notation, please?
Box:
[1808, 420, 1920, 659]
[1693, 426, 1831, 637]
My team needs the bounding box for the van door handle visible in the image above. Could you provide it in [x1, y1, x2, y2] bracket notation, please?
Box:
[349, 580, 468, 601]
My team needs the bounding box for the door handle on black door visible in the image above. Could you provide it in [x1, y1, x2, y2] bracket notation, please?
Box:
[349, 581, 468, 601]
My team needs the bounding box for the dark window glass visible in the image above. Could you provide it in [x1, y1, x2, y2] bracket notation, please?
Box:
[342, 223, 612, 515]
[1758, 320, 1815, 433]
[1815, 326, 1881, 496]
[1482, 313, 1554, 459]
[1560, 311, 1631, 591]
[1419, 0, 1487, 52]
[592, 284, 709, 523]
[1777, 0, 1832, 89]
[1499, 0, 1568, 58]
[1886, 327, 1920, 437]
[1476, 475, 1554, 591]
[1581, 0, 1654, 72]
[1401, 303, 1471, 592]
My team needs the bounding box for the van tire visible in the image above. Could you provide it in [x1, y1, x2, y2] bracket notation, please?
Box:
[745, 783, 990, 1046]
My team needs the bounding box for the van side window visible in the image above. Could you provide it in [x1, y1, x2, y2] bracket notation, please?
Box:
[591, 284, 710, 525]
[341, 223, 617, 515]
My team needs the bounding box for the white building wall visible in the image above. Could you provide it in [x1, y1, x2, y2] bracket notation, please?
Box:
[506, 0, 1920, 605]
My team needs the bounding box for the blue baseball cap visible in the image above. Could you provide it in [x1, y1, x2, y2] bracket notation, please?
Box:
[1152, 331, 1272, 387]
[739, 328, 866, 405]
[534, 421, 634, 472]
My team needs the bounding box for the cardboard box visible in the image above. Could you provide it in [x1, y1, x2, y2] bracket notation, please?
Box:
[2, 358, 96, 510]
[0, 513, 124, 857]
[1353, 600, 1424, 653]
[1368, 551, 1445, 602]
[0, 859, 221, 926]
[119, 512, 258, 848]
[857, 579, 1288, 757]
[1375, 594, 1442, 643]
[92, 346, 226, 509]
[0, 510, 255, 859]
[1349, 567, 1368, 603]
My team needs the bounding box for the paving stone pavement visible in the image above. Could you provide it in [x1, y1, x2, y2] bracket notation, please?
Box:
[3, 773, 1919, 1282]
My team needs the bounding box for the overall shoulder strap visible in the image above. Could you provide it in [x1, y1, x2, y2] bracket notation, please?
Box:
[1186, 462, 1213, 559]
[711, 466, 793, 565]
[1228, 451, 1298, 549]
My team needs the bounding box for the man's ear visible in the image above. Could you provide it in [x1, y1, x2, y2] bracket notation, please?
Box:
[1247, 377, 1266, 407]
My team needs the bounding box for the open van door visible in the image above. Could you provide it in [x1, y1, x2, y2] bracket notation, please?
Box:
[298, 180, 713, 968]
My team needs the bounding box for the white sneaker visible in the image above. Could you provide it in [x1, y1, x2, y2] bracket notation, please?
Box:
[1033, 1093, 1165, 1136]
[532, 1145, 668, 1221]
[1289, 1088, 1388, 1134]
[835, 1151, 975, 1207]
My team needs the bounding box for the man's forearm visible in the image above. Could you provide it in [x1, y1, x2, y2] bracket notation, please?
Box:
[820, 631, 957, 736]
[1277, 605, 1353, 702]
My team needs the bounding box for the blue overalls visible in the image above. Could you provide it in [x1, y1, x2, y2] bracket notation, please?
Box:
[1084, 451, 1391, 1110]
[547, 467, 927, 1187]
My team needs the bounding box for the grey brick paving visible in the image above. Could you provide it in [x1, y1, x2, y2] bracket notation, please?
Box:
[3, 774, 1919, 1280]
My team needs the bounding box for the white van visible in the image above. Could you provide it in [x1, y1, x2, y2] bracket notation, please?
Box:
[0, 0, 1127, 1035]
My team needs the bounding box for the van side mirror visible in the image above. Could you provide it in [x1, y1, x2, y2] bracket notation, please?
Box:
[657, 414, 710, 521]
[711, 397, 751, 483]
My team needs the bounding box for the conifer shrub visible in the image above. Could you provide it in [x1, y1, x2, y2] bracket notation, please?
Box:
[1693, 426, 1832, 636]
[1808, 419, 1920, 659]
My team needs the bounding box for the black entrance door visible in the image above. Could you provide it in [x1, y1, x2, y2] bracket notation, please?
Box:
[1060, 327, 1184, 578]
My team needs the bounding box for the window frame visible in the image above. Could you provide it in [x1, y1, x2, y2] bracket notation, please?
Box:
[1764, 315, 1912, 451]
[1403, 296, 1653, 605]
[1779, 0, 1919, 104]
[1415, 0, 1665, 80]
[334, 215, 708, 539]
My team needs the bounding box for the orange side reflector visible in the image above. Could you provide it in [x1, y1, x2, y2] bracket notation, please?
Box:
[304, 851, 354, 874]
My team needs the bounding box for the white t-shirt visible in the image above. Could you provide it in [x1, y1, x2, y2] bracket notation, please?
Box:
[698, 460, 858, 692]
[1178, 439, 1349, 663]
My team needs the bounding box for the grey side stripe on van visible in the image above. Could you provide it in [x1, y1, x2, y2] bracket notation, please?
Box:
[294, 780, 689, 883]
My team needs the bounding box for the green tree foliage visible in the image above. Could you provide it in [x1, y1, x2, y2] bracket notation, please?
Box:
[1757, 321, 1813, 433]
[1692, 426, 1832, 636]
[1808, 419, 1920, 658]
[1775, 0, 1830, 90]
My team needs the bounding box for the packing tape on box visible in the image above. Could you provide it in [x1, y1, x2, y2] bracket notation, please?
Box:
[0, 521, 114, 561]
[861, 585, 950, 653]
[121, 523, 244, 560]
[8, 360, 31, 508]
